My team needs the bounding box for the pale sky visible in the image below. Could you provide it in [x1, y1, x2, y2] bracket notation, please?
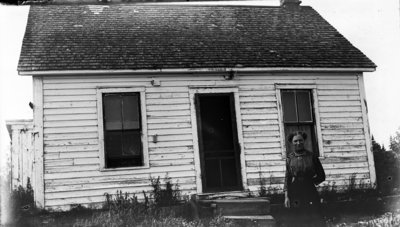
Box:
[0, 0, 399, 157]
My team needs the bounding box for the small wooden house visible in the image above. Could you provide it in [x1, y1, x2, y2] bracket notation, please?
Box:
[18, 1, 377, 210]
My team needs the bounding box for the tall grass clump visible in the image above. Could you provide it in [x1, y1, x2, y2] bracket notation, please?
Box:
[9, 178, 36, 218]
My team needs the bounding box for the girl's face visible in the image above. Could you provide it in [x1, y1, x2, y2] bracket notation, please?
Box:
[292, 135, 305, 152]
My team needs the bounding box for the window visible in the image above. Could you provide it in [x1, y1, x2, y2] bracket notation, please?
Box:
[281, 89, 319, 155]
[100, 91, 146, 169]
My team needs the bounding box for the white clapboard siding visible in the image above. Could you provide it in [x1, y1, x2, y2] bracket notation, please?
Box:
[40, 72, 372, 209]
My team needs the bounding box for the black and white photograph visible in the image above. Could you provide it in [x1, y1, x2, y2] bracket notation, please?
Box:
[1, 0, 399, 226]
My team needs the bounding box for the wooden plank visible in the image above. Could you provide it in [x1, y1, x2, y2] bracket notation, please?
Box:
[318, 90, 360, 96]
[45, 151, 99, 160]
[238, 84, 275, 90]
[148, 140, 193, 148]
[318, 84, 359, 90]
[46, 170, 196, 187]
[44, 113, 98, 121]
[323, 162, 368, 169]
[44, 120, 98, 128]
[239, 96, 276, 102]
[45, 184, 196, 200]
[149, 146, 194, 154]
[321, 156, 368, 163]
[150, 159, 194, 167]
[240, 108, 277, 115]
[319, 112, 362, 118]
[244, 148, 282, 156]
[43, 81, 149, 89]
[242, 125, 280, 132]
[146, 87, 188, 93]
[245, 154, 282, 161]
[147, 110, 191, 117]
[322, 128, 364, 135]
[44, 107, 96, 115]
[317, 79, 358, 85]
[241, 102, 276, 109]
[73, 158, 100, 165]
[319, 106, 362, 113]
[32, 76, 45, 208]
[321, 123, 364, 130]
[358, 75, 376, 187]
[44, 101, 97, 109]
[44, 132, 98, 141]
[239, 90, 276, 97]
[44, 164, 196, 180]
[146, 93, 189, 99]
[241, 113, 278, 120]
[147, 122, 191, 130]
[243, 136, 280, 143]
[44, 126, 98, 134]
[318, 101, 361, 107]
[246, 160, 286, 167]
[318, 95, 361, 101]
[322, 134, 365, 141]
[147, 128, 192, 136]
[45, 165, 99, 173]
[147, 117, 191, 124]
[147, 104, 189, 111]
[44, 95, 96, 102]
[324, 150, 367, 157]
[150, 153, 194, 162]
[146, 98, 189, 105]
[44, 89, 96, 96]
[44, 138, 98, 146]
[325, 167, 370, 175]
[243, 142, 281, 149]
[242, 120, 279, 126]
[324, 146, 366, 152]
[247, 172, 285, 179]
[247, 166, 285, 173]
[243, 130, 280, 138]
[149, 134, 192, 142]
[46, 176, 196, 193]
[59, 151, 99, 159]
[323, 140, 365, 147]
[45, 159, 74, 167]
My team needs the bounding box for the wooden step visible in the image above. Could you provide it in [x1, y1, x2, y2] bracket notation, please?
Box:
[224, 215, 276, 227]
[213, 198, 271, 216]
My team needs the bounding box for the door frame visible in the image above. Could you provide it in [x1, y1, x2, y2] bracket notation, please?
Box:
[189, 87, 247, 193]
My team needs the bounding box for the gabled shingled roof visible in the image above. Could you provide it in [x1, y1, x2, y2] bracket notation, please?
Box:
[18, 4, 376, 73]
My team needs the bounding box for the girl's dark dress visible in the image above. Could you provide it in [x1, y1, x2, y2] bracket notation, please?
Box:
[284, 150, 326, 227]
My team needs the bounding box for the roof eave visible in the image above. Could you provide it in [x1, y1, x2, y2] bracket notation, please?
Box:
[18, 67, 376, 76]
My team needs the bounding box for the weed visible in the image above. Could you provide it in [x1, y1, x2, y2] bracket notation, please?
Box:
[257, 169, 267, 197]
[150, 175, 181, 207]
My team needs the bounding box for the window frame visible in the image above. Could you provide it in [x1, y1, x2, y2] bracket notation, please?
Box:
[275, 84, 324, 158]
[97, 87, 149, 171]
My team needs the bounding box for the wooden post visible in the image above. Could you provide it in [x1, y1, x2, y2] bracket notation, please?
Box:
[358, 74, 377, 188]
[33, 76, 45, 208]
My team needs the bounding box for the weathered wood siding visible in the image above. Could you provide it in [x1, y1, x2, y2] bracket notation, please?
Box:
[41, 72, 373, 210]
[6, 120, 35, 190]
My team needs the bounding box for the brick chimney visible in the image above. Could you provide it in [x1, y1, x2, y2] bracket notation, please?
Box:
[280, 0, 301, 9]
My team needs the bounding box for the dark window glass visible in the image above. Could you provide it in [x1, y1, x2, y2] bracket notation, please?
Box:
[296, 91, 312, 122]
[103, 93, 142, 168]
[281, 91, 297, 122]
[281, 90, 319, 156]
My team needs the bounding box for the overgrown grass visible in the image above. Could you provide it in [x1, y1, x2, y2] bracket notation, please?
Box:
[331, 211, 400, 227]
[73, 176, 237, 227]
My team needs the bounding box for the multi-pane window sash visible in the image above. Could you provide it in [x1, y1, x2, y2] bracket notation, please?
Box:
[103, 92, 143, 168]
[281, 89, 319, 155]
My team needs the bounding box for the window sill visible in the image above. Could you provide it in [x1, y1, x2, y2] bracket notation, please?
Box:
[100, 165, 150, 172]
